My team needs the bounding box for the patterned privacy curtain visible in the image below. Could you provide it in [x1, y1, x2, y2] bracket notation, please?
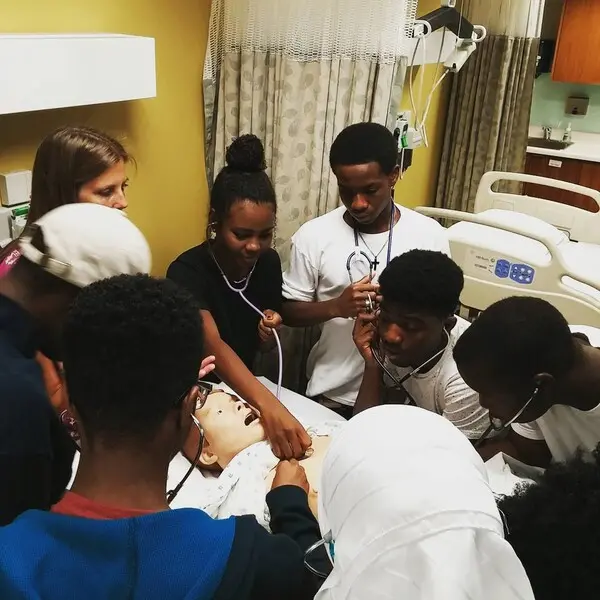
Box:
[436, 0, 545, 212]
[203, 0, 416, 391]
[203, 0, 416, 264]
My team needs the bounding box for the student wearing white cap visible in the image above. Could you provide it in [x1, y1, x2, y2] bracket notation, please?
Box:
[310, 405, 535, 600]
[0, 203, 151, 525]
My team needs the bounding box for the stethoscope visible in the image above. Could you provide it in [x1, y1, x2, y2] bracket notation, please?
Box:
[208, 244, 283, 401]
[167, 381, 212, 504]
[346, 201, 397, 283]
[371, 329, 450, 407]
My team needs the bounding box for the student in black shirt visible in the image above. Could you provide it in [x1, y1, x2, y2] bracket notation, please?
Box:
[168, 135, 310, 460]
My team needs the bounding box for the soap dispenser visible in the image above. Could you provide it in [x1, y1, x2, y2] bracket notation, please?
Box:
[563, 123, 572, 143]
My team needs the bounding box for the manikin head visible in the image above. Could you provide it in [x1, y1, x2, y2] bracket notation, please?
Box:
[195, 390, 265, 469]
[454, 297, 583, 426]
[208, 135, 277, 275]
[377, 250, 463, 368]
[329, 122, 399, 226]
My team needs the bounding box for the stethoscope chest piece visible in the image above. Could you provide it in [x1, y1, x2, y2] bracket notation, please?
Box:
[346, 202, 397, 284]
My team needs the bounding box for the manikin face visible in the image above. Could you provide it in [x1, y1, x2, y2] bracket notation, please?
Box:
[78, 161, 129, 210]
[195, 390, 266, 468]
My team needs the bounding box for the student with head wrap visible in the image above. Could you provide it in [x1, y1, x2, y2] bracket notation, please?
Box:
[312, 405, 535, 600]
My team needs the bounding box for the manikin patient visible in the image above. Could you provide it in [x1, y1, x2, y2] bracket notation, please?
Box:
[183, 390, 335, 521]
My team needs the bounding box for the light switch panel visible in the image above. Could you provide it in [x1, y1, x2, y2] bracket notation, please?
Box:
[565, 96, 589, 116]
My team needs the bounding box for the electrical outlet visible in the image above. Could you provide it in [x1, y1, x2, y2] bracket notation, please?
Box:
[565, 96, 589, 116]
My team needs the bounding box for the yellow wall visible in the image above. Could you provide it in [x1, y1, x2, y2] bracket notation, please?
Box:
[395, 0, 452, 209]
[0, 0, 211, 275]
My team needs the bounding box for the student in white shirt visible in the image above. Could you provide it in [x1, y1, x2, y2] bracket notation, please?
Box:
[281, 123, 450, 411]
[454, 296, 600, 467]
[353, 249, 489, 440]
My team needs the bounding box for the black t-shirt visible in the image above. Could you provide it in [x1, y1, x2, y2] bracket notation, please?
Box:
[0, 295, 75, 525]
[167, 242, 283, 373]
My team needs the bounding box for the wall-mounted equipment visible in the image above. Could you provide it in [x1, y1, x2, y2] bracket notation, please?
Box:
[565, 96, 590, 116]
[0, 204, 29, 244]
[0, 171, 31, 207]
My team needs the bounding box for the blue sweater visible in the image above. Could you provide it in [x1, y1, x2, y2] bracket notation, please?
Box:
[0, 487, 330, 600]
[0, 508, 234, 600]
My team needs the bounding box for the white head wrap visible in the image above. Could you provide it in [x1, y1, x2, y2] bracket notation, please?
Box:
[315, 405, 534, 600]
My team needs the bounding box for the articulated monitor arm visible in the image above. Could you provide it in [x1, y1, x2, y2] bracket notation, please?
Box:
[415, 3, 486, 73]
[419, 6, 474, 40]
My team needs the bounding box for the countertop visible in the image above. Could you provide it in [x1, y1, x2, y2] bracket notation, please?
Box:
[527, 126, 600, 163]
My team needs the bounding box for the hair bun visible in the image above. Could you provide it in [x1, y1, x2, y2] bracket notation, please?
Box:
[225, 134, 266, 172]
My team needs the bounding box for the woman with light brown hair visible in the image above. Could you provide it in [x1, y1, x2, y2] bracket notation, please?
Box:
[0, 126, 133, 428]
[0, 125, 131, 275]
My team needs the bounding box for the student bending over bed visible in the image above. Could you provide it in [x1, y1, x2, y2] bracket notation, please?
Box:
[0, 275, 329, 600]
[183, 389, 340, 526]
[313, 404, 534, 600]
[168, 134, 310, 460]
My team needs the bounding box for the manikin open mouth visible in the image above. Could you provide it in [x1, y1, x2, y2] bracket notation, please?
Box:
[244, 411, 260, 426]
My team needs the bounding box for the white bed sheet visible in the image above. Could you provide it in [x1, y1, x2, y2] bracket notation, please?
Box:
[484, 452, 543, 497]
[69, 377, 345, 508]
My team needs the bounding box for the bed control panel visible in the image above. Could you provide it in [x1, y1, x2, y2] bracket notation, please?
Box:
[462, 249, 537, 287]
[494, 259, 535, 285]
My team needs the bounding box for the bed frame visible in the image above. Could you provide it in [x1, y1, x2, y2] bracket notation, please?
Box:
[417, 172, 600, 326]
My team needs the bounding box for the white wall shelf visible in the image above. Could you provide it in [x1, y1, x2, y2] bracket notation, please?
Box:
[0, 34, 156, 115]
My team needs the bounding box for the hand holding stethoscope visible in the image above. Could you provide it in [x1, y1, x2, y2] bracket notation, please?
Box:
[335, 275, 381, 319]
[353, 308, 450, 407]
[352, 307, 379, 365]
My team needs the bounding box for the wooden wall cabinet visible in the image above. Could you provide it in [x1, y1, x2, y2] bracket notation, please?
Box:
[524, 154, 600, 212]
[552, 0, 600, 84]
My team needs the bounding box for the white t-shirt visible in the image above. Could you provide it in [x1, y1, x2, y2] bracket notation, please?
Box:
[282, 204, 450, 405]
[512, 324, 600, 462]
[383, 316, 489, 440]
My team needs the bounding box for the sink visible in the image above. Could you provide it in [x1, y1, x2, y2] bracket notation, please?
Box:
[527, 137, 573, 151]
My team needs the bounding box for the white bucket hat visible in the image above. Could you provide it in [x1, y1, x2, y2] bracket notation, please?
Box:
[19, 203, 151, 287]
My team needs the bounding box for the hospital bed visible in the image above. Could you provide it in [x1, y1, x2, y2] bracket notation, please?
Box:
[69, 377, 344, 509]
[417, 171, 600, 327]
[68, 378, 534, 504]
